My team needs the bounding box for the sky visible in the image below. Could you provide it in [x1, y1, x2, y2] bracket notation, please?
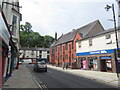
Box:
[19, 0, 118, 38]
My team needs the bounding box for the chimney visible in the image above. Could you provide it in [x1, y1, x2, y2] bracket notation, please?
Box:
[55, 32, 57, 41]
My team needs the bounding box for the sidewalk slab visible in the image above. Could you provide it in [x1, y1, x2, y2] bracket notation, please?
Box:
[3, 65, 39, 88]
[47, 64, 119, 87]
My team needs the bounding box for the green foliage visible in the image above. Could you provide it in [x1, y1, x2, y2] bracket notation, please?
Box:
[20, 22, 54, 48]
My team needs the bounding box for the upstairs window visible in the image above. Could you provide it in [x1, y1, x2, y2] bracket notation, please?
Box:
[12, 15, 17, 36]
[60, 45, 62, 51]
[106, 34, 112, 44]
[106, 34, 111, 39]
[66, 43, 68, 50]
[89, 39, 92, 46]
[78, 41, 81, 48]
[72, 42, 74, 49]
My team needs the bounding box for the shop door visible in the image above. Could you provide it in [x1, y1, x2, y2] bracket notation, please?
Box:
[100, 60, 112, 72]
[100, 60, 107, 72]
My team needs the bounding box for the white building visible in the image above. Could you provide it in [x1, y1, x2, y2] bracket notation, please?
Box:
[76, 27, 120, 73]
[0, 0, 21, 84]
[19, 47, 50, 63]
[116, 0, 120, 26]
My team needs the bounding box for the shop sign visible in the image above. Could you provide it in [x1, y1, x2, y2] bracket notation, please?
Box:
[100, 57, 112, 59]
[76, 49, 115, 56]
[0, 12, 10, 46]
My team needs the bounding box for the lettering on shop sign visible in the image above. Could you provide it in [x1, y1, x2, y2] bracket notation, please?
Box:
[90, 50, 107, 55]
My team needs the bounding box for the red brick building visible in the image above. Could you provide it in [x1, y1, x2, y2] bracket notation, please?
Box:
[50, 20, 104, 68]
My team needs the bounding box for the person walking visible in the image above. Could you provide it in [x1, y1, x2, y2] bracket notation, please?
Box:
[65, 63, 68, 69]
[62, 62, 65, 69]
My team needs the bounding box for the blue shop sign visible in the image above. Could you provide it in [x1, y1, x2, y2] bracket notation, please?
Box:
[76, 49, 115, 56]
[100, 57, 112, 59]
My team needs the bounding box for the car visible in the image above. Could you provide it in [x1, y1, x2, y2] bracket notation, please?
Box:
[33, 61, 47, 72]
[19, 61, 22, 64]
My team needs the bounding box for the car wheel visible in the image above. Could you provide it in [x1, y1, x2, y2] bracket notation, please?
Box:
[45, 69, 47, 72]
[33, 68, 35, 71]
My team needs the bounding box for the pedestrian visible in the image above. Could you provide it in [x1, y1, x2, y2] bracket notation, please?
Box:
[62, 62, 65, 69]
[66, 63, 68, 69]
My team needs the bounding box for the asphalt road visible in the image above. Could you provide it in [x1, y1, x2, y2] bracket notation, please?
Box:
[27, 64, 118, 89]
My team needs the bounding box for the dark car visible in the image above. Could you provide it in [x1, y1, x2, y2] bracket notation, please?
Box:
[33, 61, 47, 72]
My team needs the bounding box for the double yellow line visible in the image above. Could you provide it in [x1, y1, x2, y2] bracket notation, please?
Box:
[28, 67, 48, 90]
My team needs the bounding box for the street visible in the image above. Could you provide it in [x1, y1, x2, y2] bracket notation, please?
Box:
[27, 64, 117, 88]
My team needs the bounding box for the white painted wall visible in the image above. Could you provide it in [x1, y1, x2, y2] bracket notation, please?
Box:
[76, 31, 119, 53]
[42, 51, 47, 58]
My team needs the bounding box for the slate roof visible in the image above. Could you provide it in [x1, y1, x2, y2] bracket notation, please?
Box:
[20, 47, 49, 51]
[51, 20, 102, 47]
[78, 26, 120, 41]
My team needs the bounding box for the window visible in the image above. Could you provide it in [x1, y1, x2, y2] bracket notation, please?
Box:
[47, 51, 49, 54]
[106, 34, 112, 44]
[60, 45, 62, 51]
[39, 51, 42, 54]
[78, 41, 81, 48]
[106, 34, 111, 39]
[56, 47, 57, 52]
[39, 55, 41, 58]
[72, 54, 74, 59]
[89, 39, 92, 46]
[66, 43, 68, 50]
[12, 15, 17, 36]
[47, 55, 49, 59]
[72, 42, 74, 49]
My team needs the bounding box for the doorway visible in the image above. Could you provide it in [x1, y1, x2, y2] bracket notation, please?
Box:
[100, 60, 112, 72]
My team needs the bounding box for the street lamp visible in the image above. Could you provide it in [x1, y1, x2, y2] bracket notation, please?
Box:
[105, 4, 120, 78]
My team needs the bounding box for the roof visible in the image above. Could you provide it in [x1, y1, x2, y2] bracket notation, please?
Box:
[51, 20, 101, 47]
[77, 26, 120, 41]
[19, 47, 49, 51]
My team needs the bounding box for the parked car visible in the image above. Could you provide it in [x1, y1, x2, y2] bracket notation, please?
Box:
[33, 61, 47, 72]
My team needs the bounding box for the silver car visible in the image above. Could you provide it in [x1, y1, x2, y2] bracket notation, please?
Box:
[33, 61, 47, 72]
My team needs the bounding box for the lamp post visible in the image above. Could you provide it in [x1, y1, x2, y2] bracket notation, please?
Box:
[105, 4, 120, 78]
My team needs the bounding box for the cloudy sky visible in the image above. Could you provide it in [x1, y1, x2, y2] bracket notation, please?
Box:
[20, 0, 118, 38]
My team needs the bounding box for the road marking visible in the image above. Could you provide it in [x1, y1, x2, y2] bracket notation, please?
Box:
[27, 67, 48, 90]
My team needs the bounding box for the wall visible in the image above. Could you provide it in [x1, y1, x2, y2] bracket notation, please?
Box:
[76, 31, 117, 53]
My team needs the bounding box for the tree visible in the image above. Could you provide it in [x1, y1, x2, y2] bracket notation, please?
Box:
[20, 22, 54, 48]
[43, 35, 54, 48]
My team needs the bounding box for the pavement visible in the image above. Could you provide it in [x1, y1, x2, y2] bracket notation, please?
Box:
[3, 65, 39, 89]
[2, 64, 120, 89]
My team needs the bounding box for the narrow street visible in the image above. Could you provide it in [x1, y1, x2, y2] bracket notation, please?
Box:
[27, 64, 116, 88]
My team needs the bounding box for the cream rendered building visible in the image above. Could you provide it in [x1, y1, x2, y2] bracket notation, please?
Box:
[76, 27, 120, 73]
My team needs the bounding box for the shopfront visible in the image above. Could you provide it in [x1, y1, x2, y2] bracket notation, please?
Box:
[77, 49, 117, 73]
[99, 56, 112, 72]
[0, 7, 11, 88]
